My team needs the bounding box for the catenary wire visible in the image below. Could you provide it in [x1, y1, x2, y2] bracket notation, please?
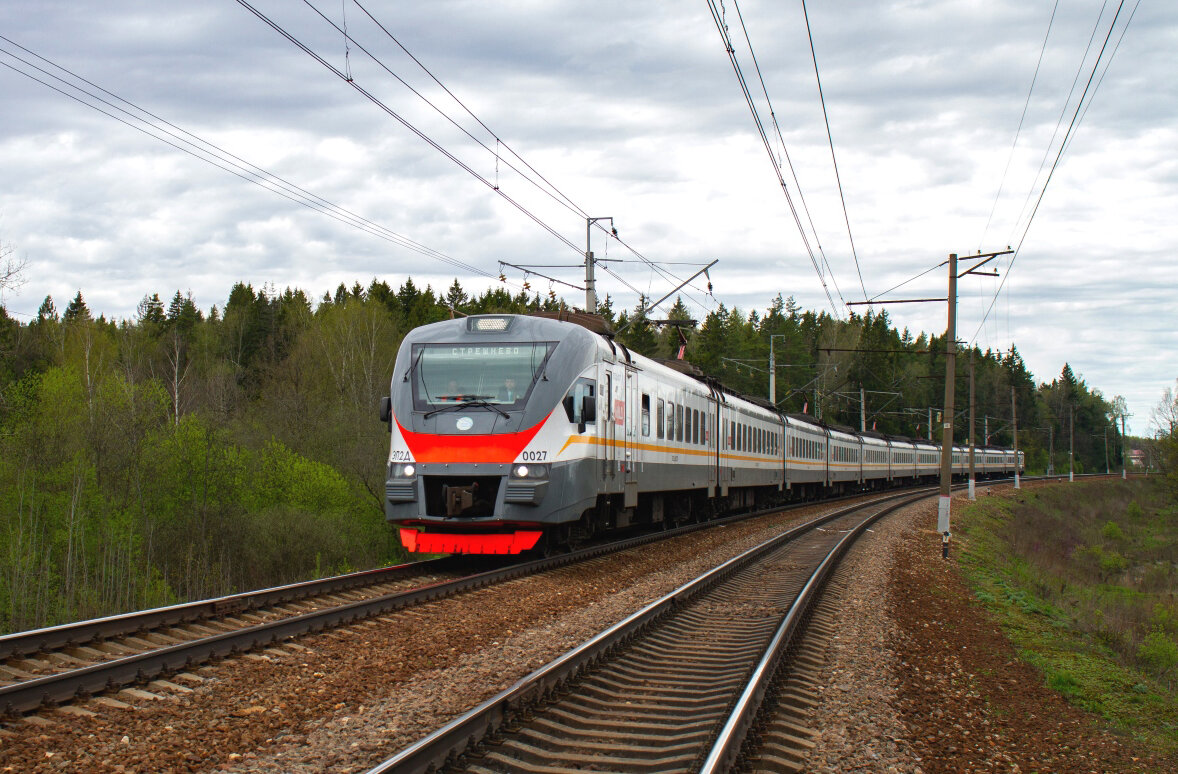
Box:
[347, 0, 588, 220]
[730, 0, 839, 293]
[295, 1, 712, 314]
[1006, 0, 1110, 247]
[1060, 0, 1142, 158]
[978, 0, 1059, 250]
[799, 0, 868, 303]
[236, 0, 583, 257]
[705, 0, 844, 319]
[869, 260, 947, 303]
[0, 57, 499, 283]
[300, 0, 589, 225]
[972, 0, 1129, 344]
[0, 38, 502, 283]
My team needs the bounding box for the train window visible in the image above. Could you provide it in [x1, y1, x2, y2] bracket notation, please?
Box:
[562, 377, 596, 426]
[692, 409, 699, 445]
[657, 399, 665, 439]
[676, 404, 684, 442]
[641, 394, 651, 437]
[667, 402, 675, 440]
[412, 341, 556, 409]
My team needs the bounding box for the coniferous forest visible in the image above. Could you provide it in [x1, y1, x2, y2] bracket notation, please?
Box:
[0, 278, 1126, 633]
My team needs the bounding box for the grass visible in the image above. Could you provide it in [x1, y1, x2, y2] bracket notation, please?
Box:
[956, 478, 1178, 755]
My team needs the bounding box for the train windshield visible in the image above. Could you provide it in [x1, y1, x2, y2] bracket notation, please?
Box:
[412, 342, 555, 408]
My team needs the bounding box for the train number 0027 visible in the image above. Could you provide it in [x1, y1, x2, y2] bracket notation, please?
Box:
[520, 450, 548, 461]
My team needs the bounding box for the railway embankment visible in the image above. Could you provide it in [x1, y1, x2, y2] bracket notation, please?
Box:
[809, 477, 1176, 773]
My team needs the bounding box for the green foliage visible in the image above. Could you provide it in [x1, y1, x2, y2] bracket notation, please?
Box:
[958, 479, 1178, 755]
[1137, 629, 1178, 678]
[1101, 520, 1125, 541]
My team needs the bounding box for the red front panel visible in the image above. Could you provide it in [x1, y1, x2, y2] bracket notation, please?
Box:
[399, 528, 543, 555]
[396, 414, 548, 464]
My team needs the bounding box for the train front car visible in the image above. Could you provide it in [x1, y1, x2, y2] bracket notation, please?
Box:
[381, 315, 602, 555]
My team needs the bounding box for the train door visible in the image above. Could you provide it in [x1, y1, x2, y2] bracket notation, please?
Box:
[717, 401, 729, 497]
[623, 367, 638, 507]
[823, 429, 832, 487]
[707, 387, 720, 497]
[602, 367, 616, 484]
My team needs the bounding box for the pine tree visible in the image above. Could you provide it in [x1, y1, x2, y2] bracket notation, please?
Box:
[63, 291, 91, 322]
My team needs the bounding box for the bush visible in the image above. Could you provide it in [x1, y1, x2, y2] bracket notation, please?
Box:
[1126, 500, 1145, 520]
[1099, 551, 1130, 577]
[1101, 521, 1125, 541]
[1137, 628, 1178, 677]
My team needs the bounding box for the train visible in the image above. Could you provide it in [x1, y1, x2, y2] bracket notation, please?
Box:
[379, 312, 1023, 555]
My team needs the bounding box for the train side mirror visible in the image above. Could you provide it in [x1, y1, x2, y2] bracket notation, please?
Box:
[379, 396, 392, 428]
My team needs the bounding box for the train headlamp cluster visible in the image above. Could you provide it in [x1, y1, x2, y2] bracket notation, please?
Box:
[512, 464, 549, 479]
[397, 464, 416, 478]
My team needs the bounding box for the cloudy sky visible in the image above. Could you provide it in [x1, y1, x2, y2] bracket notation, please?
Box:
[1, 1, 1173, 435]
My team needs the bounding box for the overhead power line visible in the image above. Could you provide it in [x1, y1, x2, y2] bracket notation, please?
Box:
[971, 0, 1132, 343]
[705, 0, 844, 320]
[237, 0, 584, 257]
[728, 0, 837, 293]
[0, 36, 503, 283]
[799, 0, 868, 303]
[278, 1, 716, 317]
[978, 0, 1060, 250]
[1006, 0, 1112, 247]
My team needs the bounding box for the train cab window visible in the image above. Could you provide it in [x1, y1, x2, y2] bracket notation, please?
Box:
[641, 394, 651, 437]
[562, 377, 596, 427]
[657, 399, 665, 439]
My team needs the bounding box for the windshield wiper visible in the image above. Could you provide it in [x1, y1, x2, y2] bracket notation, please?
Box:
[425, 398, 510, 420]
[402, 347, 425, 382]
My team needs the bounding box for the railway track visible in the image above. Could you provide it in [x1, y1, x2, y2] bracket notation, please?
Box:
[2, 476, 1040, 721]
[365, 489, 926, 774]
[0, 486, 923, 718]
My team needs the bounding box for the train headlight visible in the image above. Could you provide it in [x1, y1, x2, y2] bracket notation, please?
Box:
[511, 464, 548, 479]
[514, 464, 529, 478]
[401, 464, 416, 477]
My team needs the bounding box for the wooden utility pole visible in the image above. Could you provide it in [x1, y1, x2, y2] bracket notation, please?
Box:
[845, 247, 1009, 558]
[1122, 413, 1127, 479]
[968, 350, 976, 500]
[1012, 386, 1020, 489]
[1069, 404, 1075, 483]
[937, 254, 957, 543]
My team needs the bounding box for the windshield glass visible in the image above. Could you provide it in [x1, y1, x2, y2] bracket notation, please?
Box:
[412, 342, 555, 408]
